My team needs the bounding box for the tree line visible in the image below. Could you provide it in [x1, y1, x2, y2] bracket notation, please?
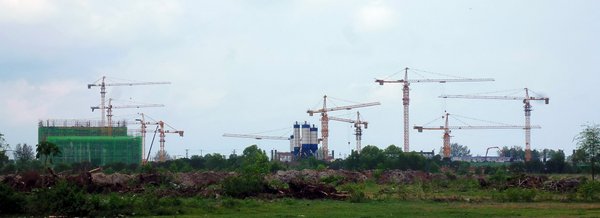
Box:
[0, 124, 599, 178]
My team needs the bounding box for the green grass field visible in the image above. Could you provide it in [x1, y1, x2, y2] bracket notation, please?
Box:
[173, 199, 600, 218]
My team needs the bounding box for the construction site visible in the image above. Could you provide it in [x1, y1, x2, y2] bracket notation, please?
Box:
[34, 66, 554, 167]
[35, 76, 184, 166]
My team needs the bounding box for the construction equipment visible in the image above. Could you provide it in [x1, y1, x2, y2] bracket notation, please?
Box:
[329, 111, 368, 153]
[88, 76, 170, 127]
[307, 95, 380, 160]
[414, 112, 540, 158]
[375, 67, 494, 153]
[223, 133, 290, 140]
[440, 88, 549, 161]
[92, 98, 164, 136]
[485, 146, 500, 161]
[223, 133, 294, 160]
[135, 113, 183, 163]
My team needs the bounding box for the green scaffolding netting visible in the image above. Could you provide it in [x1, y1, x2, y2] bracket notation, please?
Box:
[45, 136, 142, 166]
[39, 127, 128, 141]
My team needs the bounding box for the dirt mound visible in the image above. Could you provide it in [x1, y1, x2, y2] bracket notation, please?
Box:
[92, 173, 133, 186]
[377, 170, 432, 184]
[174, 171, 235, 188]
[270, 169, 367, 184]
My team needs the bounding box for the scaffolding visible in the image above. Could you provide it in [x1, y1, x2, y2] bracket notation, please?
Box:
[38, 119, 142, 166]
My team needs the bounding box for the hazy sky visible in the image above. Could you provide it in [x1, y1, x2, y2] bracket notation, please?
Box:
[1, 0, 599, 158]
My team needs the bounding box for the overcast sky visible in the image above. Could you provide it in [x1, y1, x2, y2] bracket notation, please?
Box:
[1, 0, 599, 158]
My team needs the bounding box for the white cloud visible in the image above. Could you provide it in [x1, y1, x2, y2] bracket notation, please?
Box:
[0, 79, 82, 125]
[0, 0, 57, 23]
[355, 1, 395, 32]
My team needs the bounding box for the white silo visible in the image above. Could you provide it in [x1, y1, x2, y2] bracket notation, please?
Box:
[293, 122, 301, 149]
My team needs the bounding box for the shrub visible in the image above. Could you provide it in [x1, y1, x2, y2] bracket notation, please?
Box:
[28, 180, 94, 216]
[0, 183, 26, 214]
[578, 181, 600, 201]
[93, 193, 136, 216]
[222, 175, 266, 198]
[449, 178, 480, 192]
[493, 188, 537, 202]
[339, 183, 368, 203]
[320, 175, 344, 186]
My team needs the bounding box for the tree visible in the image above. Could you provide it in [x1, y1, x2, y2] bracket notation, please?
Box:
[241, 145, 269, 175]
[14, 143, 34, 163]
[0, 132, 9, 168]
[575, 124, 600, 181]
[153, 150, 172, 162]
[359, 145, 384, 169]
[441, 143, 471, 157]
[35, 141, 61, 167]
[498, 146, 526, 161]
[545, 150, 566, 173]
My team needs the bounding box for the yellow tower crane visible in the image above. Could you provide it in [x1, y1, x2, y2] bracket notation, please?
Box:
[307, 95, 380, 161]
[440, 88, 549, 161]
[375, 67, 494, 153]
[88, 76, 170, 127]
[328, 111, 369, 153]
[414, 112, 540, 158]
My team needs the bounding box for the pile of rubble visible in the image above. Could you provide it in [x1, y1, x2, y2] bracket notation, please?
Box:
[269, 169, 367, 184]
[543, 177, 585, 193]
[376, 170, 434, 184]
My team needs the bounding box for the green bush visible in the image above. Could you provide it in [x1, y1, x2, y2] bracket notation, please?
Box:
[339, 183, 368, 203]
[493, 188, 537, 202]
[321, 175, 344, 186]
[449, 178, 480, 192]
[93, 193, 136, 216]
[0, 183, 26, 214]
[396, 183, 426, 200]
[28, 180, 94, 216]
[222, 175, 266, 198]
[578, 181, 600, 201]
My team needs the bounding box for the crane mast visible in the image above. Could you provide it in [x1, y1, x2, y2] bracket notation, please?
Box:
[135, 114, 183, 163]
[307, 96, 380, 160]
[375, 67, 494, 153]
[158, 121, 184, 162]
[91, 98, 164, 136]
[329, 111, 369, 153]
[440, 88, 549, 161]
[87, 76, 170, 127]
[414, 112, 541, 158]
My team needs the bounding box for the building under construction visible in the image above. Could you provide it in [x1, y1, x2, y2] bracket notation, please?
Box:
[38, 119, 142, 166]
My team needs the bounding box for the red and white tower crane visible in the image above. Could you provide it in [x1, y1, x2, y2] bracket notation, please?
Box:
[307, 95, 380, 160]
[329, 111, 369, 153]
[414, 112, 540, 158]
[88, 76, 170, 127]
[135, 113, 183, 163]
[440, 88, 549, 161]
[375, 67, 494, 153]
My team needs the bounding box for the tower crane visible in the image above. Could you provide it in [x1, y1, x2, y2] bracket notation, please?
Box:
[328, 111, 368, 153]
[440, 88, 549, 161]
[414, 112, 540, 158]
[88, 76, 170, 127]
[91, 98, 164, 135]
[223, 133, 293, 161]
[307, 95, 380, 160]
[135, 113, 183, 163]
[375, 67, 494, 153]
[222, 133, 290, 140]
